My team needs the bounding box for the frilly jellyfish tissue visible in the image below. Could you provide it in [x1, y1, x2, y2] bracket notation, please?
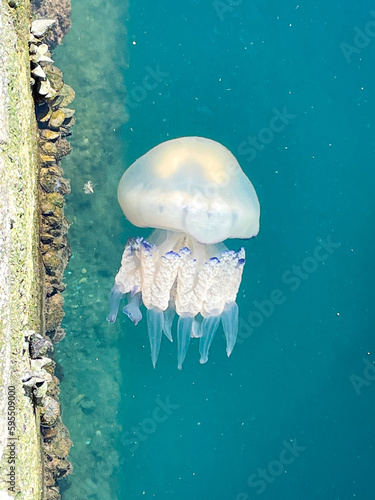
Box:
[107, 136, 260, 369]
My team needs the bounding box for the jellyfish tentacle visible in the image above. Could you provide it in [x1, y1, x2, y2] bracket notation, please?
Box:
[106, 284, 124, 323]
[163, 305, 175, 342]
[123, 292, 143, 326]
[177, 315, 194, 370]
[221, 301, 239, 357]
[191, 315, 203, 338]
[147, 307, 164, 368]
[199, 314, 221, 364]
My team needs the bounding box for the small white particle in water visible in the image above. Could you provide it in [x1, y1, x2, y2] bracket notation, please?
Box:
[289, 23, 292, 27]
[197, 422, 201, 426]
[350, 249, 354, 252]
[132, 41, 137, 45]
[275, 170, 279, 174]
[336, 312, 340, 316]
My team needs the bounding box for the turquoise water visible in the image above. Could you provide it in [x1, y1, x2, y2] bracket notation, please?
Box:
[55, 1, 375, 499]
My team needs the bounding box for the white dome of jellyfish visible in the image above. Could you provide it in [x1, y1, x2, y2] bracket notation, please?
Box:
[107, 136, 260, 369]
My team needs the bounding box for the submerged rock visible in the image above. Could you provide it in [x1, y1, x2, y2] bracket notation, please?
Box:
[31, 0, 72, 48]
[29, 333, 53, 358]
[40, 129, 60, 141]
[40, 154, 56, 166]
[40, 396, 60, 427]
[55, 138, 72, 158]
[41, 140, 58, 156]
[42, 250, 62, 275]
[45, 292, 64, 333]
[48, 327, 66, 344]
[44, 65, 64, 92]
[80, 398, 96, 415]
[40, 169, 71, 194]
[53, 83, 75, 107]
[60, 107, 75, 119]
[49, 109, 65, 129]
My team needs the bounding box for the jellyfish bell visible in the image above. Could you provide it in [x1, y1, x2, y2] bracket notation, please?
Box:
[117, 136, 259, 245]
[107, 136, 260, 369]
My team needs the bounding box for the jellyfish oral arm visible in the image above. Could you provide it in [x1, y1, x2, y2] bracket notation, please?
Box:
[107, 284, 124, 323]
[107, 232, 245, 368]
[123, 292, 143, 325]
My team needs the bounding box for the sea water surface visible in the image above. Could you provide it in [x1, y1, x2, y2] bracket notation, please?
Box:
[54, 1, 375, 499]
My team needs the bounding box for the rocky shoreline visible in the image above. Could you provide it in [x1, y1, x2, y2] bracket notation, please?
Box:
[30, 16, 75, 500]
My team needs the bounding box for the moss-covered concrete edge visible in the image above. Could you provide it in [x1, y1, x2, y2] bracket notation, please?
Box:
[0, 0, 44, 498]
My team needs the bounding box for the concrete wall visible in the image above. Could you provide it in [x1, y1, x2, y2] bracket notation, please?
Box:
[0, 0, 44, 498]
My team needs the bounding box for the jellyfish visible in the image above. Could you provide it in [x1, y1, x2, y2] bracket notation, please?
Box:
[107, 137, 260, 369]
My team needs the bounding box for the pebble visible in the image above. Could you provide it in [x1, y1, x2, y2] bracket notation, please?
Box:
[40, 129, 60, 141]
[40, 396, 60, 427]
[49, 109, 65, 129]
[32, 64, 46, 80]
[31, 19, 56, 38]
[29, 333, 53, 358]
[37, 79, 51, 96]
